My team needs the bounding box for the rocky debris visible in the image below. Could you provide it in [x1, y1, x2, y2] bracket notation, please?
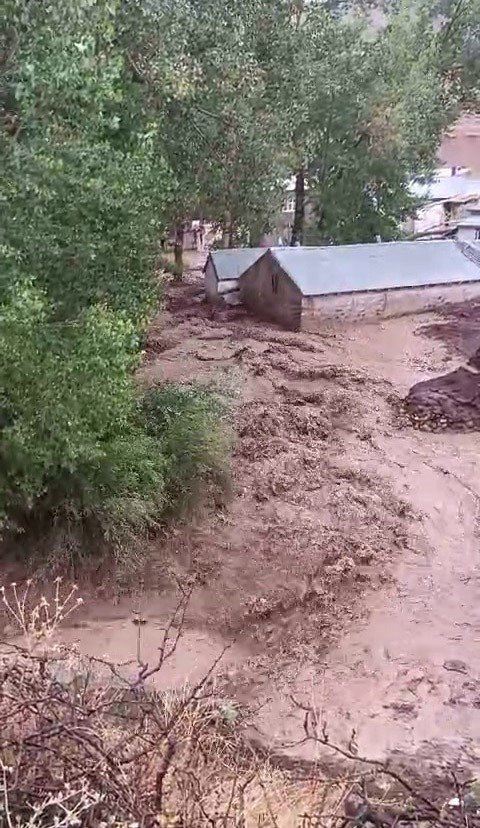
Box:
[443, 659, 469, 675]
[237, 401, 332, 441]
[403, 366, 480, 432]
[419, 301, 480, 360]
[468, 345, 480, 371]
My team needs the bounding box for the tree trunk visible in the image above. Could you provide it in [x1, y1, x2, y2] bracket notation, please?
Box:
[174, 223, 184, 273]
[222, 211, 232, 249]
[291, 168, 305, 246]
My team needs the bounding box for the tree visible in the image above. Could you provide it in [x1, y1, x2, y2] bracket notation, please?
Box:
[120, 0, 294, 257]
[0, 0, 230, 554]
[285, 0, 479, 245]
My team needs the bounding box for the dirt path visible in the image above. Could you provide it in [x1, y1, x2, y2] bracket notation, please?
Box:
[45, 276, 480, 771]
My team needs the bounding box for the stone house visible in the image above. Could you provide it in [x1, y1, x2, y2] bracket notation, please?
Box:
[238, 240, 480, 330]
[204, 248, 266, 305]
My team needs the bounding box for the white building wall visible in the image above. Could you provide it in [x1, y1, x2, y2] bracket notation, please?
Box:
[204, 260, 219, 301]
[412, 202, 446, 235]
[301, 280, 480, 327]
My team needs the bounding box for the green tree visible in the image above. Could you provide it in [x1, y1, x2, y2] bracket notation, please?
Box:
[1, 0, 170, 324]
[286, 0, 478, 245]
[0, 0, 231, 555]
[121, 0, 293, 256]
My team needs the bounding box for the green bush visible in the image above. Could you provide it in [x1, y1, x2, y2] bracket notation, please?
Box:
[0, 0, 233, 560]
[0, 283, 166, 547]
[0, 285, 232, 553]
[140, 383, 232, 514]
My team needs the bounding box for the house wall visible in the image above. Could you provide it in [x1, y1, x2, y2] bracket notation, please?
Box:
[301, 280, 480, 328]
[438, 114, 480, 176]
[458, 225, 480, 243]
[204, 259, 240, 303]
[240, 253, 303, 330]
[205, 259, 219, 300]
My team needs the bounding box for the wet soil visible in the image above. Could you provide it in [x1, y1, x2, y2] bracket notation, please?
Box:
[7, 270, 480, 774]
[419, 301, 480, 360]
[404, 304, 480, 432]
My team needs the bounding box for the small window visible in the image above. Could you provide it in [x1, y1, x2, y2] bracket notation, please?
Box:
[282, 195, 295, 213]
[475, 229, 480, 241]
[271, 273, 279, 293]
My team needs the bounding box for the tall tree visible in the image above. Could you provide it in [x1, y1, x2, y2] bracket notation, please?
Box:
[284, 0, 478, 245]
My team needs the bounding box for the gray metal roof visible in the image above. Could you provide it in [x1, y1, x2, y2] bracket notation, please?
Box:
[271, 240, 480, 297]
[458, 216, 480, 227]
[410, 176, 480, 202]
[207, 248, 265, 281]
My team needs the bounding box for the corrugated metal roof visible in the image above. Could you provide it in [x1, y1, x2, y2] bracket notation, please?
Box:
[410, 176, 480, 202]
[207, 248, 265, 281]
[271, 240, 480, 297]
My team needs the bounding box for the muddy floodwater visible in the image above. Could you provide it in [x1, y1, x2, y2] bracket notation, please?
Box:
[12, 274, 480, 772]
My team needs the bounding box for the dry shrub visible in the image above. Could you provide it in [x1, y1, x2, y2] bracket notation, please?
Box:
[0, 583, 477, 827]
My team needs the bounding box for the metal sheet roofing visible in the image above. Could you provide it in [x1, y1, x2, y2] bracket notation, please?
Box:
[270, 240, 480, 297]
[208, 248, 265, 281]
[409, 176, 480, 202]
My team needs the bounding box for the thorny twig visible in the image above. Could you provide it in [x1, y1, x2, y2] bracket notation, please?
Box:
[287, 695, 477, 827]
[1, 581, 477, 827]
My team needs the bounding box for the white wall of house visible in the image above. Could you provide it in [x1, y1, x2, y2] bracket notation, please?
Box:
[204, 260, 219, 301]
[301, 280, 480, 327]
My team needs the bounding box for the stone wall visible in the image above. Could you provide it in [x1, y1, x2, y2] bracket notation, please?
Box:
[301, 280, 480, 328]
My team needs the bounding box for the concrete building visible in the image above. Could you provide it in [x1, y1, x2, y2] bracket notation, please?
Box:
[439, 114, 480, 176]
[457, 202, 480, 243]
[239, 240, 480, 330]
[407, 170, 480, 239]
[204, 248, 265, 305]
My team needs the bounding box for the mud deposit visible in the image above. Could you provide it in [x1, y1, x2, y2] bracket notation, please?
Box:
[404, 307, 480, 431]
[13, 272, 480, 774]
[405, 365, 480, 431]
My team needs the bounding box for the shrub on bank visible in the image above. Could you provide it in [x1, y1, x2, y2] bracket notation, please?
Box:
[0, 2, 233, 558]
[0, 285, 232, 552]
[0, 287, 235, 556]
[140, 382, 233, 514]
[0, 284, 166, 547]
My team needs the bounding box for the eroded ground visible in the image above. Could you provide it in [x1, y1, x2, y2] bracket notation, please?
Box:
[49, 277, 480, 771]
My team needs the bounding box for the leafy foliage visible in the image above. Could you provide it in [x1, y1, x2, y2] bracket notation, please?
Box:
[1, 0, 167, 325]
[0, 0, 233, 556]
[0, 283, 166, 545]
[141, 383, 232, 514]
[283, 0, 479, 244]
